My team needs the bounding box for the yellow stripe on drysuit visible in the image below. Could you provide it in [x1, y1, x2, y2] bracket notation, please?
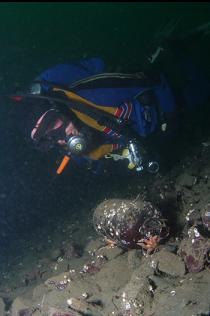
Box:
[53, 87, 119, 132]
[53, 88, 118, 160]
[88, 144, 114, 160]
[53, 87, 118, 114]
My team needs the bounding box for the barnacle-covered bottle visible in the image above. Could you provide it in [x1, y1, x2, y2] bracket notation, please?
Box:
[93, 198, 168, 249]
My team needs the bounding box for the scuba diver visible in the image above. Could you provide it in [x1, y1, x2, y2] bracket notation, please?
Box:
[12, 22, 210, 176]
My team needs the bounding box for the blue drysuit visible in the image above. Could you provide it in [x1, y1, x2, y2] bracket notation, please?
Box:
[36, 57, 177, 138]
[33, 56, 210, 173]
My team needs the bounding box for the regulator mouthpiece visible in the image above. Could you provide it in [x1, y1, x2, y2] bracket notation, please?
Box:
[67, 135, 87, 155]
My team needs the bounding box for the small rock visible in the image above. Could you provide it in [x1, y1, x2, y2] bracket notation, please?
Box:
[175, 173, 196, 190]
[148, 275, 171, 290]
[0, 298, 5, 315]
[10, 297, 30, 316]
[127, 249, 142, 270]
[153, 250, 186, 277]
[32, 283, 48, 301]
[96, 245, 124, 261]
[67, 297, 103, 316]
[84, 238, 104, 254]
[44, 272, 71, 291]
[178, 232, 210, 273]
[201, 203, 210, 231]
[49, 248, 62, 261]
[48, 306, 80, 316]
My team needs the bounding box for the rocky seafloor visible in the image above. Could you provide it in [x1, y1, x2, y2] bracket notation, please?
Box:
[0, 138, 210, 316]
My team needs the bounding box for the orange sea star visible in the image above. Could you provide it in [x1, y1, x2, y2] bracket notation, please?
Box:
[137, 235, 161, 254]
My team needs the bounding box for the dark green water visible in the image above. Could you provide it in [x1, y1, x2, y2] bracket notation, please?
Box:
[0, 2, 210, 90]
[0, 2, 210, 255]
